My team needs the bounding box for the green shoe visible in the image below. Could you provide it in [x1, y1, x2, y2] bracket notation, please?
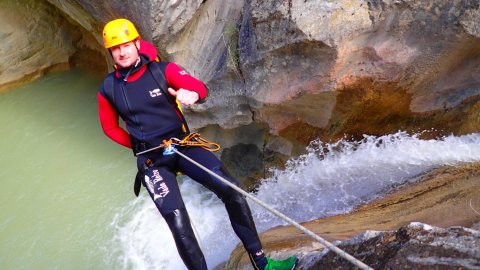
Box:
[264, 256, 297, 270]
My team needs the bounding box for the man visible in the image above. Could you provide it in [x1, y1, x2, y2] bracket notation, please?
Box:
[98, 18, 297, 270]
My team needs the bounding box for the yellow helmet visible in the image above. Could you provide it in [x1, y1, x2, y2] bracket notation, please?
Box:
[102, 18, 140, 48]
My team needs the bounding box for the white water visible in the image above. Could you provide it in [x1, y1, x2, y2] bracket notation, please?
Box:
[108, 132, 480, 270]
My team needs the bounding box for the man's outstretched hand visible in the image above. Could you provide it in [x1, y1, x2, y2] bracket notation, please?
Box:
[168, 88, 199, 105]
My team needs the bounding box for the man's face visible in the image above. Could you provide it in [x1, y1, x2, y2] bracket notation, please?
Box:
[110, 40, 140, 68]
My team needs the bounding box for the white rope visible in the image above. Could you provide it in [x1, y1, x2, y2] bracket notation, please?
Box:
[470, 198, 480, 216]
[170, 147, 374, 270]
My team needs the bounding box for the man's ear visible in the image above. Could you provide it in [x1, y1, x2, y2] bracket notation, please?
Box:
[135, 39, 141, 50]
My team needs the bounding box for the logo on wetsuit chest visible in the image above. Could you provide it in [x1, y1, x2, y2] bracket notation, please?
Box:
[149, 88, 162, 97]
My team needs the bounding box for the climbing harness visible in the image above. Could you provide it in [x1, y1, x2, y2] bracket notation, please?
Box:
[138, 133, 374, 270]
[173, 133, 221, 152]
[136, 132, 220, 155]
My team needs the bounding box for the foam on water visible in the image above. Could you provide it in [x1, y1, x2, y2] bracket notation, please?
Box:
[251, 132, 480, 229]
[108, 132, 480, 269]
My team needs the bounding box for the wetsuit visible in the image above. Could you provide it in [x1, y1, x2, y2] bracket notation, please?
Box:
[97, 40, 268, 270]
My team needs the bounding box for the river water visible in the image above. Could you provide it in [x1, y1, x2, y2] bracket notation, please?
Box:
[1, 69, 480, 270]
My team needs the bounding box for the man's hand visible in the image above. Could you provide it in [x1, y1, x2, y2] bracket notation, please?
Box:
[168, 88, 199, 105]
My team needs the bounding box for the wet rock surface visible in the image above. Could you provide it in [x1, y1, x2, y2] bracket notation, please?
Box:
[301, 223, 480, 270]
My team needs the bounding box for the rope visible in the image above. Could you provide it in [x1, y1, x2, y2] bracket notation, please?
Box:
[159, 140, 374, 270]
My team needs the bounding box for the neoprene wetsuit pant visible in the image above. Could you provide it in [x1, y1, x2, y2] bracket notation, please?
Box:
[137, 146, 267, 270]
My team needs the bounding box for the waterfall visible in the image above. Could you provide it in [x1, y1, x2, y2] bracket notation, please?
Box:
[109, 132, 480, 269]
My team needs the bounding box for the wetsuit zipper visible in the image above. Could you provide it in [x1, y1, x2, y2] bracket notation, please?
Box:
[120, 57, 145, 142]
[120, 80, 145, 141]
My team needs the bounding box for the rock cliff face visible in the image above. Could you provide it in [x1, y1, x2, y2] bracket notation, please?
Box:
[1, 0, 480, 181]
[0, 0, 106, 91]
[304, 223, 480, 270]
[238, 0, 480, 144]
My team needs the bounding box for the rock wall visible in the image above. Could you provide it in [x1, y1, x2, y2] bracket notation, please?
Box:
[308, 223, 480, 270]
[0, 0, 106, 92]
[242, 0, 480, 142]
[225, 223, 480, 269]
[1, 0, 480, 182]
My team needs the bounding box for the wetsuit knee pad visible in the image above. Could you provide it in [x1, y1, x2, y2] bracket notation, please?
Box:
[163, 208, 207, 270]
[163, 208, 195, 237]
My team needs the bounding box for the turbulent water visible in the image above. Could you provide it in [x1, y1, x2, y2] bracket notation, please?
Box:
[113, 132, 480, 269]
[1, 70, 480, 270]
